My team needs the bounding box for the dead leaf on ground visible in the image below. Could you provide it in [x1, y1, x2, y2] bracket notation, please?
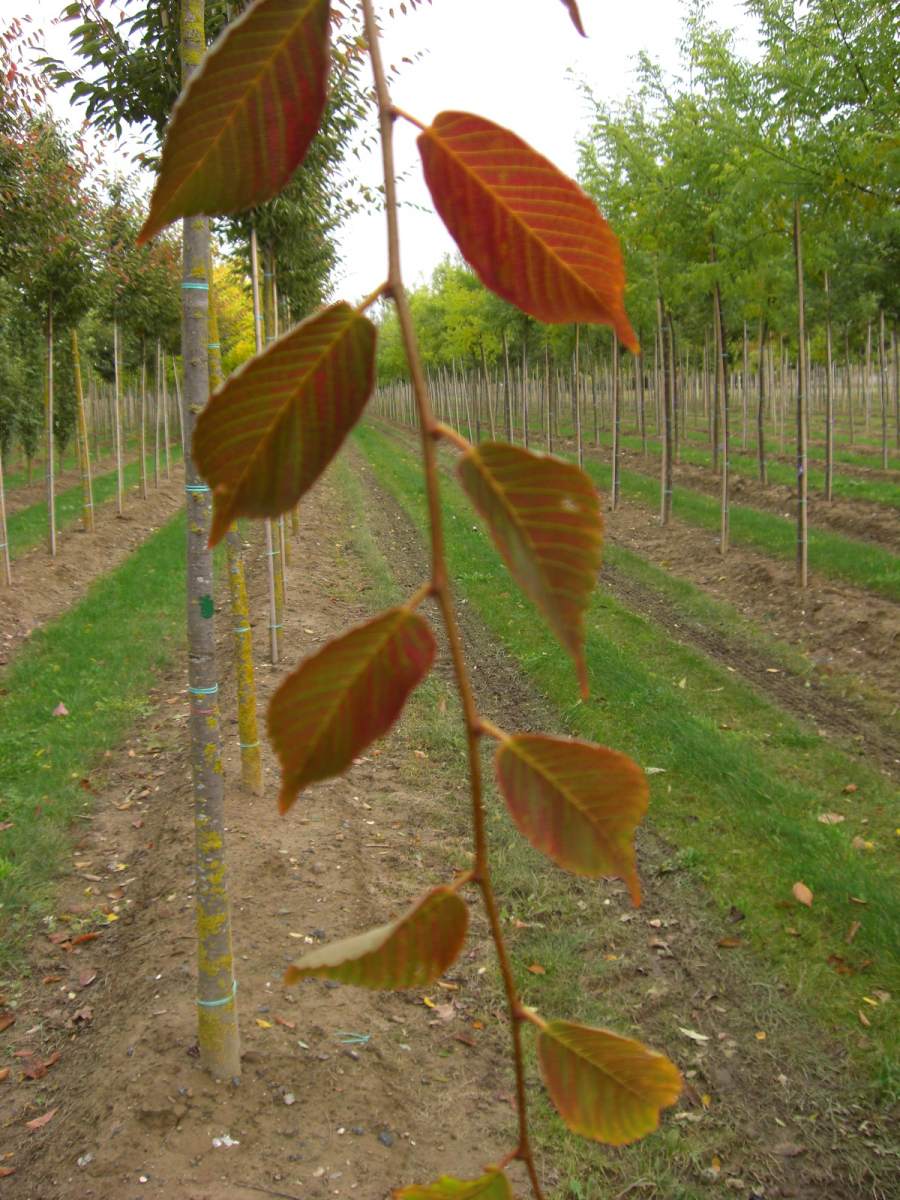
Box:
[71, 932, 100, 946]
[858, 1009, 871, 1028]
[25, 1108, 58, 1132]
[0, 1011, 15, 1033]
[679, 1027, 709, 1043]
[842, 783, 858, 795]
[0, 1166, 14, 1177]
[792, 882, 813, 908]
[78, 970, 97, 989]
[717, 937, 742, 949]
[845, 921, 861, 945]
[0, 821, 13, 832]
[526, 963, 546, 975]
[852, 836, 875, 852]
[728, 906, 745, 923]
[0, 1067, 9, 1082]
[817, 812, 845, 825]
[22, 1051, 61, 1081]
[273, 1015, 296, 1031]
[70, 1007, 93, 1026]
[52, 702, 69, 717]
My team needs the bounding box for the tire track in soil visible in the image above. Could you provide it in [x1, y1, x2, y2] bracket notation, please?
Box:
[1, 473, 514, 1200]
[351, 444, 898, 1200]
[0, 467, 186, 667]
[599, 561, 900, 781]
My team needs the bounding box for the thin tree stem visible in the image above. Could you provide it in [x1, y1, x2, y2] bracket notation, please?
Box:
[361, 2, 543, 1192]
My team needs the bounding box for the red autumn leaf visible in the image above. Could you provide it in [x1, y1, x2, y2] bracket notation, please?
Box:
[457, 443, 602, 695]
[394, 1171, 513, 1199]
[0, 1011, 15, 1033]
[71, 931, 100, 946]
[537, 1020, 681, 1145]
[0, 1166, 14, 1177]
[138, 0, 330, 243]
[269, 605, 436, 813]
[284, 886, 468, 990]
[494, 734, 646, 903]
[559, 0, 586, 36]
[418, 112, 637, 348]
[194, 302, 376, 547]
[25, 1107, 58, 1132]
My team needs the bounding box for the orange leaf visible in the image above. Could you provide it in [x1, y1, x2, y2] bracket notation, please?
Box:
[394, 1171, 513, 1199]
[494, 734, 646, 902]
[457, 443, 602, 695]
[269, 605, 436, 813]
[284, 886, 468, 990]
[0, 1011, 15, 1033]
[527, 962, 547, 975]
[138, 0, 330, 243]
[792, 882, 813, 908]
[418, 112, 637, 348]
[559, 0, 586, 36]
[25, 1107, 58, 1132]
[538, 1020, 681, 1145]
[195, 302, 376, 547]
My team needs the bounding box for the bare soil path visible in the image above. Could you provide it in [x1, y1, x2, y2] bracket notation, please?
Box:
[0, 469, 186, 668]
[1, 462, 895, 1200]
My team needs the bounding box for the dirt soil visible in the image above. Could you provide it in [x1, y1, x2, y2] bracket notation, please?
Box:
[1, 462, 896, 1200]
[0, 469, 186, 668]
[617, 446, 900, 550]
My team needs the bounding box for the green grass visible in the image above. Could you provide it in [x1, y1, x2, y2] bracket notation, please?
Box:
[0, 510, 189, 961]
[576, 453, 900, 599]
[590, 431, 900, 507]
[3, 434, 144, 493]
[355, 422, 900, 1070]
[6, 445, 182, 561]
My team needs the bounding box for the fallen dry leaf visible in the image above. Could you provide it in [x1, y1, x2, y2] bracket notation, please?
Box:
[848, 896, 868, 906]
[22, 1051, 61, 1081]
[526, 963, 546, 975]
[0, 1166, 14, 1177]
[845, 921, 861, 945]
[25, 1107, 58, 1132]
[851, 837, 875, 852]
[817, 812, 845, 825]
[454, 1032, 477, 1048]
[717, 937, 742, 949]
[52, 702, 69, 717]
[0, 821, 13, 832]
[71, 932, 100, 946]
[78, 970, 97, 989]
[41, 975, 62, 985]
[0, 1011, 15, 1033]
[858, 1009, 871, 1028]
[273, 1015, 296, 1031]
[792, 882, 813, 908]
[755, 1031, 767, 1041]
[679, 1027, 709, 1043]
[842, 783, 858, 795]
[255, 1018, 273, 1030]
[0, 1067, 9, 1082]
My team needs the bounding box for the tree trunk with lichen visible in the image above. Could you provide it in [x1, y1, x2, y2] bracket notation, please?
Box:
[208, 254, 263, 796]
[181, 0, 240, 1080]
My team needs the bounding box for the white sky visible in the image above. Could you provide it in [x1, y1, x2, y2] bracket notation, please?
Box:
[22, 0, 759, 300]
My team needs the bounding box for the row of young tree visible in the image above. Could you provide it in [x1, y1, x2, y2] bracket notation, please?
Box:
[375, 0, 898, 586]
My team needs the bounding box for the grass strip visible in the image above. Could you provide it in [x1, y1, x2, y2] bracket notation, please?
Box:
[0, 510, 188, 963]
[575, 453, 899, 599]
[590, 432, 900, 508]
[355, 422, 899, 1068]
[7, 445, 183, 561]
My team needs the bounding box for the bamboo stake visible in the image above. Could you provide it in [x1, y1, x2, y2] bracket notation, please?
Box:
[250, 228, 280, 664]
[610, 330, 620, 510]
[46, 301, 57, 556]
[140, 339, 150, 498]
[0, 446, 11, 586]
[823, 273, 834, 500]
[793, 199, 809, 589]
[112, 318, 124, 516]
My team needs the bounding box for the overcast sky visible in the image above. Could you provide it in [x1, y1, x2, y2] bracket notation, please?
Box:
[28, 0, 759, 299]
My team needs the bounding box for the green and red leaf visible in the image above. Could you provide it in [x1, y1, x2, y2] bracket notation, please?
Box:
[457, 442, 602, 695]
[560, 0, 586, 36]
[194, 302, 375, 547]
[417, 112, 636, 348]
[494, 734, 647, 904]
[538, 1020, 682, 1145]
[138, 0, 330, 243]
[394, 1171, 512, 1200]
[269, 605, 435, 813]
[284, 886, 468, 989]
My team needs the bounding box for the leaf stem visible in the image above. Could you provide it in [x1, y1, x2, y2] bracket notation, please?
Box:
[433, 420, 471, 452]
[361, 3, 544, 1195]
[356, 281, 389, 313]
[403, 580, 435, 611]
[391, 104, 427, 131]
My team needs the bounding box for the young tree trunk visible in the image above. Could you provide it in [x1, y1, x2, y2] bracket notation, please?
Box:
[172, 353, 186, 457]
[162, 352, 172, 479]
[46, 301, 57, 557]
[112, 318, 124, 516]
[713, 281, 729, 554]
[140, 339, 150, 498]
[181, 0, 240, 1080]
[741, 320, 749, 451]
[502, 329, 513, 442]
[865, 321, 872, 434]
[249, 228, 281, 664]
[0, 447, 11, 586]
[793, 199, 809, 589]
[574, 325, 583, 468]
[71, 328, 94, 532]
[153, 340, 162, 486]
[544, 342, 552, 452]
[878, 310, 888, 469]
[635, 346, 646, 459]
[610, 330, 620, 510]
[657, 296, 673, 525]
[823, 273, 834, 500]
[521, 341, 528, 450]
[757, 318, 768, 485]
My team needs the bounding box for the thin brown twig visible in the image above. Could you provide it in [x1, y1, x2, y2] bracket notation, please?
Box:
[360, 3, 544, 1194]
